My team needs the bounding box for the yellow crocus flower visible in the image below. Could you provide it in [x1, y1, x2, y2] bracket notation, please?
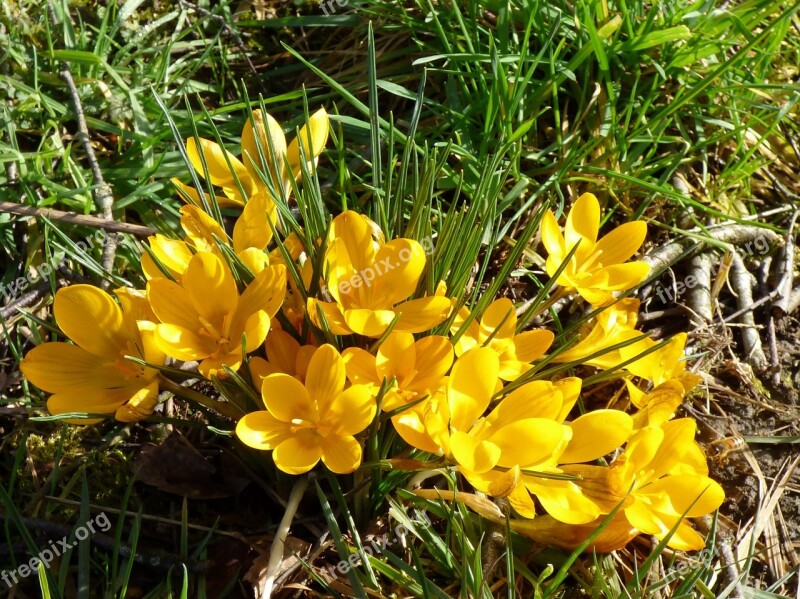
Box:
[564, 418, 725, 551]
[249, 328, 316, 391]
[146, 251, 286, 378]
[20, 286, 165, 423]
[172, 108, 329, 207]
[541, 193, 650, 306]
[308, 211, 451, 337]
[236, 344, 377, 474]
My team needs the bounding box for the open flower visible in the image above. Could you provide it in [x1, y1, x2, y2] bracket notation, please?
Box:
[462, 376, 632, 523]
[172, 108, 329, 207]
[307, 211, 451, 337]
[147, 251, 286, 378]
[565, 418, 724, 550]
[20, 286, 164, 423]
[236, 344, 377, 474]
[541, 193, 650, 306]
[450, 298, 554, 380]
[343, 331, 453, 412]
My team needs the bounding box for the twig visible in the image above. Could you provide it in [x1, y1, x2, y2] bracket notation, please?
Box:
[729, 253, 767, 370]
[772, 211, 798, 316]
[687, 252, 713, 325]
[48, 2, 118, 288]
[0, 201, 155, 236]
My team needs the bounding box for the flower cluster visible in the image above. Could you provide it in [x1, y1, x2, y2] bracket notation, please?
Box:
[20, 108, 724, 554]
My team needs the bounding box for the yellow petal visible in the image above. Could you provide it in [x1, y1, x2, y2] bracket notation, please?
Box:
[320, 434, 362, 474]
[115, 382, 160, 422]
[146, 235, 193, 279]
[392, 409, 441, 454]
[565, 193, 600, 262]
[265, 330, 301, 373]
[447, 348, 499, 432]
[592, 220, 648, 268]
[342, 347, 378, 386]
[540, 210, 566, 269]
[489, 418, 566, 468]
[369, 239, 427, 306]
[479, 299, 517, 341]
[287, 108, 330, 179]
[231, 265, 286, 346]
[262, 373, 315, 422]
[154, 324, 217, 361]
[328, 385, 376, 436]
[560, 410, 632, 464]
[663, 522, 708, 551]
[343, 308, 397, 337]
[329, 211, 378, 272]
[53, 285, 127, 358]
[240, 110, 288, 189]
[147, 278, 201, 331]
[233, 193, 277, 253]
[489, 381, 563, 425]
[526, 478, 602, 524]
[451, 431, 501, 473]
[47, 385, 147, 423]
[240, 310, 271, 354]
[21, 342, 128, 393]
[392, 296, 452, 334]
[649, 418, 696, 479]
[237, 248, 270, 275]
[183, 252, 238, 324]
[236, 410, 292, 449]
[249, 356, 280, 392]
[513, 329, 554, 362]
[641, 475, 724, 518]
[180, 205, 228, 249]
[186, 137, 254, 202]
[272, 430, 322, 474]
[376, 331, 416, 381]
[555, 377, 582, 422]
[307, 298, 352, 335]
[413, 335, 454, 379]
[305, 344, 346, 414]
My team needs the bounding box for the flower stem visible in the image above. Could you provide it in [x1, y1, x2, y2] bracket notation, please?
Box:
[158, 375, 245, 420]
[263, 476, 309, 597]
